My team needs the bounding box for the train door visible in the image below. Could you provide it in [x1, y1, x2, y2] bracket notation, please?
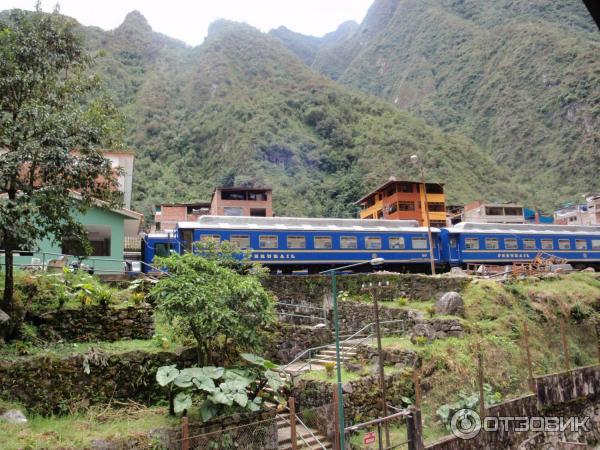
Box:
[448, 234, 460, 265]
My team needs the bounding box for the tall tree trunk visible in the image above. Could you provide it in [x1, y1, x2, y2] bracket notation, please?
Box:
[2, 248, 13, 312]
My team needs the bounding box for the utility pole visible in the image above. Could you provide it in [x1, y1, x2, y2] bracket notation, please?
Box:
[362, 280, 395, 449]
[411, 154, 436, 275]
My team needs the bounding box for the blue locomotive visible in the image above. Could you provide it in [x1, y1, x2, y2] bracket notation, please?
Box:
[141, 216, 600, 273]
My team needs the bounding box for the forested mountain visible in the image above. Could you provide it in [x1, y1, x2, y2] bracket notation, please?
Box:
[70, 11, 518, 218]
[272, 0, 600, 209]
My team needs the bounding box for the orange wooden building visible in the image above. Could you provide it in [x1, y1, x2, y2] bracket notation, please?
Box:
[354, 177, 447, 227]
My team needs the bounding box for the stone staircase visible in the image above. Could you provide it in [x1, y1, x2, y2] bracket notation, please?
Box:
[276, 413, 332, 450]
[283, 340, 364, 376]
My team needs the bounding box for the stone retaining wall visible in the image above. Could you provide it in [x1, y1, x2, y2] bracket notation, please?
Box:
[355, 345, 420, 368]
[0, 348, 195, 415]
[338, 302, 415, 334]
[28, 305, 154, 342]
[265, 323, 333, 364]
[263, 273, 470, 307]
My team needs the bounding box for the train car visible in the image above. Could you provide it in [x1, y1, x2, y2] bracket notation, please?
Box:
[141, 232, 178, 273]
[440, 222, 600, 269]
[172, 216, 442, 273]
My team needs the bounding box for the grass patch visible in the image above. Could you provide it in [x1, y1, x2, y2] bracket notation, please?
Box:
[0, 405, 177, 450]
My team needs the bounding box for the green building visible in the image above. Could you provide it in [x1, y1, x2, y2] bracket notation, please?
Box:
[2, 204, 142, 274]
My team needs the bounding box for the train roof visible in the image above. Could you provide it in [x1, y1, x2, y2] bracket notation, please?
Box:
[176, 216, 439, 233]
[449, 222, 600, 235]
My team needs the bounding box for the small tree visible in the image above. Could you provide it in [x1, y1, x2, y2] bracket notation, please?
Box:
[149, 241, 275, 365]
[0, 6, 123, 335]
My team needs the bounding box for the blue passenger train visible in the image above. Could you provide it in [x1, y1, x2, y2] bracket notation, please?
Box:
[141, 216, 600, 273]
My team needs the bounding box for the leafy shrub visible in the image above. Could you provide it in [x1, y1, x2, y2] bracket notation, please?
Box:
[324, 362, 335, 378]
[414, 336, 429, 346]
[156, 353, 289, 421]
[426, 305, 436, 318]
[436, 384, 502, 429]
[396, 297, 408, 307]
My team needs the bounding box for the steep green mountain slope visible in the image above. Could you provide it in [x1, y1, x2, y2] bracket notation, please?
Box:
[273, 0, 600, 209]
[66, 13, 516, 218]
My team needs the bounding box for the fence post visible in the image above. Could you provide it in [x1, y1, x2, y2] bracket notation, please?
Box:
[289, 397, 298, 450]
[523, 321, 535, 392]
[333, 387, 341, 450]
[477, 342, 485, 420]
[406, 406, 424, 450]
[560, 319, 571, 372]
[413, 366, 422, 409]
[181, 415, 190, 450]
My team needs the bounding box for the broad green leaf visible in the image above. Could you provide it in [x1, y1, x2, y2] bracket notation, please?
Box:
[210, 390, 233, 406]
[241, 353, 278, 369]
[247, 400, 260, 412]
[156, 365, 179, 387]
[174, 392, 192, 414]
[200, 400, 217, 422]
[233, 392, 248, 407]
[192, 377, 217, 393]
[265, 369, 283, 392]
[201, 366, 225, 379]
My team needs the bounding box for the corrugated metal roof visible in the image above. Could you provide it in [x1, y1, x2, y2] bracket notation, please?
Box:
[177, 216, 436, 232]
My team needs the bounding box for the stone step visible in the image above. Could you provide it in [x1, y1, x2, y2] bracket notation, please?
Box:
[319, 349, 357, 357]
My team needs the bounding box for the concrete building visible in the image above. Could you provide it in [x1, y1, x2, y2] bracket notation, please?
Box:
[103, 150, 135, 210]
[354, 177, 447, 227]
[585, 194, 600, 225]
[461, 201, 525, 224]
[554, 204, 591, 225]
[153, 187, 273, 232]
[210, 187, 273, 217]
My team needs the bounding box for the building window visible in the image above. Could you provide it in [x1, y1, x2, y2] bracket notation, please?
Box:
[62, 225, 111, 257]
[485, 238, 499, 250]
[428, 202, 445, 212]
[425, 184, 444, 194]
[430, 221, 447, 228]
[365, 237, 382, 249]
[541, 239, 553, 250]
[154, 243, 171, 257]
[485, 207, 503, 216]
[287, 236, 306, 249]
[248, 191, 268, 201]
[504, 207, 523, 216]
[155, 205, 162, 213]
[388, 203, 398, 214]
[592, 239, 600, 250]
[524, 239, 536, 250]
[155, 222, 161, 231]
[465, 238, 479, 250]
[201, 234, 220, 242]
[558, 239, 571, 250]
[399, 183, 413, 193]
[250, 208, 266, 217]
[314, 236, 332, 249]
[412, 237, 428, 249]
[385, 186, 396, 197]
[505, 238, 518, 250]
[221, 190, 246, 200]
[340, 236, 357, 249]
[376, 210, 383, 219]
[575, 239, 587, 250]
[230, 235, 250, 249]
[398, 201, 415, 211]
[223, 207, 243, 216]
[389, 237, 405, 249]
[259, 235, 278, 248]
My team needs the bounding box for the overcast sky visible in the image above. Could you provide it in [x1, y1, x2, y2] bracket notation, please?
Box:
[0, 0, 371, 45]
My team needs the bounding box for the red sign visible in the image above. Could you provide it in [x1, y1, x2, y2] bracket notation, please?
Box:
[364, 431, 376, 445]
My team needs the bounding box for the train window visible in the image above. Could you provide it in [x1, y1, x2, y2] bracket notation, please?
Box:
[558, 239, 571, 250]
[154, 243, 171, 257]
[412, 237, 428, 249]
[541, 239, 553, 250]
[389, 237, 405, 249]
[365, 237, 382, 249]
[485, 238, 499, 250]
[340, 236, 357, 249]
[287, 236, 306, 249]
[575, 239, 587, 250]
[314, 236, 332, 249]
[592, 239, 600, 250]
[230, 235, 250, 249]
[524, 239, 536, 250]
[465, 238, 479, 250]
[200, 234, 220, 242]
[505, 238, 518, 250]
[259, 235, 278, 248]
